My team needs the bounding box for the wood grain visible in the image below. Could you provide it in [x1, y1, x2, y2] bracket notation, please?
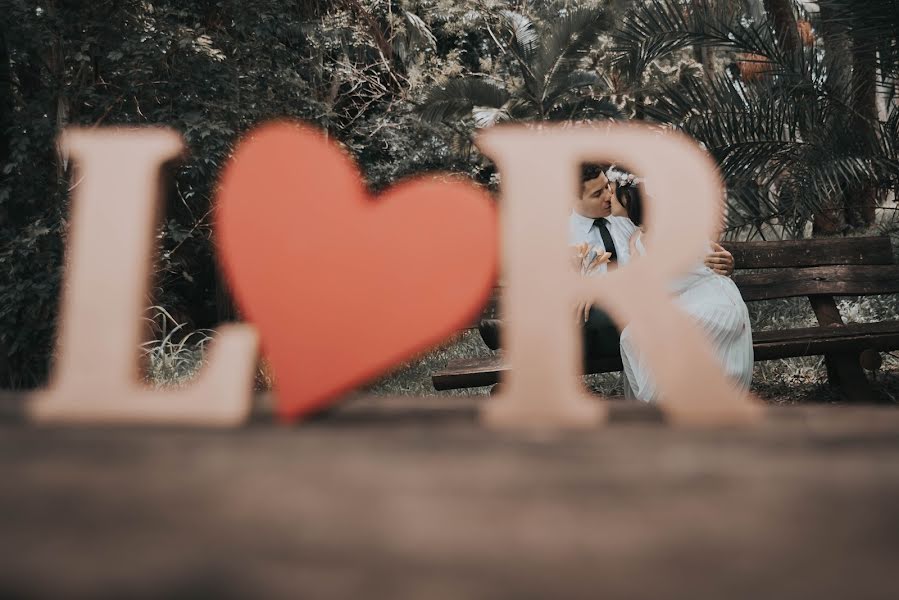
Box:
[1, 402, 898, 599]
[433, 322, 899, 390]
[805, 295, 878, 402]
[432, 354, 624, 391]
[732, 265, 899, 301]
[464, 238, 897, 328]
[722, 237, 894, 269]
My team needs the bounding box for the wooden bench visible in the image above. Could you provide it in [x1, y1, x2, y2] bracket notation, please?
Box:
[432, 237, 899, 402]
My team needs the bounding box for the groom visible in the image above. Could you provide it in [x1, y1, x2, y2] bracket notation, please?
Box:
[479, 163, 735, 361]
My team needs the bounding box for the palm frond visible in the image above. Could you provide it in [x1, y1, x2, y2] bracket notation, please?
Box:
[394, 11, 437, 65]
[472, 106, 511, 128]
[497, 9, 541, 99]
[544, 69, 603, 106]
[417, 78, 510, 123]
[645, 61, 896, 236]
[403, 11, 437, 52]
[505, 97, 537, 121]
[532, 7, 611, 110]
[500, 10, 538, 61]
[547, 96, 624, 122]
[884, 104, 899, 181]
[613, 0, 783, 85]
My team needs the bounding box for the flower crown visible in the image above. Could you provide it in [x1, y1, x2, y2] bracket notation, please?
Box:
[605, 166, 644, 188]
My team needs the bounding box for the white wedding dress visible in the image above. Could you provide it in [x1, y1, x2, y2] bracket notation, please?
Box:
[620, 232, 754, 402]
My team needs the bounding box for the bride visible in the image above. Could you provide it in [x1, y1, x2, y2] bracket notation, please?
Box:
[608, 170, 754, 402]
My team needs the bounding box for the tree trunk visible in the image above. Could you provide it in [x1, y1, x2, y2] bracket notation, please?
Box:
[297, 0, 330, 19]
[818, 2, 852, 94]
[763, 0, 801, 53]
[743, 0, 766, 23]
[693, 44, 714, 82]
[761, 1, 839, 236]
[815, 1, 879, 231]
[43, 0, 70, 181]
[846, 31, 878, 228]
[0, 25, 11, 387]
[0, 27, 11, 170]
[813, 2, 852, 235]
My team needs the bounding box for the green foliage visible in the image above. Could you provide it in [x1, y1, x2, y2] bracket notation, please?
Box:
[2, 0, 898, 385]
[418, 4, 621, 130]
[0, 0, 402, 385]
[0, 0, 532, 384]
[619, 0, 899, 238]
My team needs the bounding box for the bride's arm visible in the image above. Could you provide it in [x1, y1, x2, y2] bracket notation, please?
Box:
[628, 229, 643, 257]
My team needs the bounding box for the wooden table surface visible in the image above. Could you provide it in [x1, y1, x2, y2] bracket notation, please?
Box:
[1, 395, 898, 599]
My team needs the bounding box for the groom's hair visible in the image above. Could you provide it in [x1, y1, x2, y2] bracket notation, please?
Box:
[580, 163, 611, 184]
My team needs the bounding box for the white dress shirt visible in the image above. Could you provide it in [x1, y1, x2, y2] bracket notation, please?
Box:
[568, 211, 638, 274]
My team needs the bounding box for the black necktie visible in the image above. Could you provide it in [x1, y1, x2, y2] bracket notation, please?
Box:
[593, 218, 617, 263]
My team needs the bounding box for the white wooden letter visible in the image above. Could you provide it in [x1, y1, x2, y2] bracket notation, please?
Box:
[477, 123, 762, 429]
[28, 128, 258, 427]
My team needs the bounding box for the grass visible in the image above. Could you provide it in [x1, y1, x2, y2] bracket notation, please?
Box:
[141, 294, 899, 404]
[369, 212, 899, 402]
[141, 306, 212, 388]
[142, 217, 899, 403]
[142, 305, 277, 391]
[369, 294, 899, 404]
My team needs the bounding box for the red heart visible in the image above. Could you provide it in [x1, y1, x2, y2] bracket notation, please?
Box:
[215, 122, 498, 422]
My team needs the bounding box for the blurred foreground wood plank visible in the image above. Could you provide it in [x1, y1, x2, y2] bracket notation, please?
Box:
[0, 396, 898, 599]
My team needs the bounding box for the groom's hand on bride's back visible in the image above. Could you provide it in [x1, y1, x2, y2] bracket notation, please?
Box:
[705, 242, 734, 276]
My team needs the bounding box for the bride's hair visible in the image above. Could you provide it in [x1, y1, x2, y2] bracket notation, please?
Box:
[616, 180, 645, 226]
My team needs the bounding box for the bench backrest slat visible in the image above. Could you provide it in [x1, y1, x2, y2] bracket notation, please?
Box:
[733, 265, 899, 301]
[722, 237, 894, 269]
[467, 237, 897, 327]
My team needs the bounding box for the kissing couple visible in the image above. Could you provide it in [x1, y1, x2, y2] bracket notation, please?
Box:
[480, 163, 754, 402]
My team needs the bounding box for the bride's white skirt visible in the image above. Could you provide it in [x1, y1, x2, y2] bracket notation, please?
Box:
[620, 273, 754, 402]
